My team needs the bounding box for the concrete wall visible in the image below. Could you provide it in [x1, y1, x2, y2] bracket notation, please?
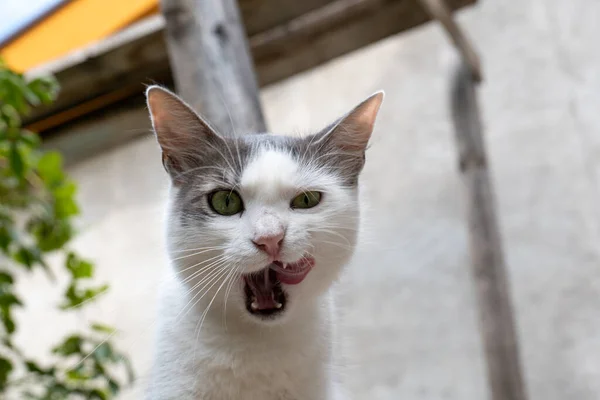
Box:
[20, 0, 600, 398]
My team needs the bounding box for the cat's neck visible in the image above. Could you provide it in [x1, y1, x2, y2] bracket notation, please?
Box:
[201, 294, 333, 352]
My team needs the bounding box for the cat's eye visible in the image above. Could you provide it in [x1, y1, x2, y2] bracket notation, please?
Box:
[209, 190, 243, 216]
[291, 191, 322, 209]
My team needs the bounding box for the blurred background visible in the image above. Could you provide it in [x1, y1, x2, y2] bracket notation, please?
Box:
[1, 0, 599, 399]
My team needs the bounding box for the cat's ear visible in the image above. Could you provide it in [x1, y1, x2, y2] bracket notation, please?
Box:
[320, 91, 384, 152]
[146, 85, 219, 181]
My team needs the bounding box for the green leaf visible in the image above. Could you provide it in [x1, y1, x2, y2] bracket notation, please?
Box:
[29, 217, 73, 252]
[108, 378, 120, 395]
[12, 246, 41, 269]
[45, 382, 70, 399]
[0, 357, 13, 390]
[19, 130, 41, 148]
[1, 307, 15, 334]
[91, 323, 116, 334]
[36, 151, 64, 186]
[61, 283, 108, 309]
[0, 225, 14, 251]
[0, 272, 13, 285]
[0, 292, 22, 307]
[0, 291, 22, 334]
[25, 360, 54, 376]
[122, 355, 136, 383]
[52, 335, 82, 356]
[66, 365, 88, 381]
[66, 253, 93, 279]
[93, 342, 112, 362]
[53, 181, 79, 218]
[89, 388, 109, 400]
[9, 143, 24, 178]
[28, 76, 59, 104]
[1, 104, 21, 128]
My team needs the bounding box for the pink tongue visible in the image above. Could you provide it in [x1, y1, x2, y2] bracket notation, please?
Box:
[275, 258, 314, 285]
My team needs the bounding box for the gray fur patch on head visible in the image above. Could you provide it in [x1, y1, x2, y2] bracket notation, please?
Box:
[171, 130, 366, 225]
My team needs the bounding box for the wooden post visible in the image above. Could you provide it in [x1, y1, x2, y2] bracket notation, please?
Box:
[450, 61, 528, 400]
[159, 0, 266, 134]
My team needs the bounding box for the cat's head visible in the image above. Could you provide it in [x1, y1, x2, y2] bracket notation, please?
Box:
[146, 87, 383, 324]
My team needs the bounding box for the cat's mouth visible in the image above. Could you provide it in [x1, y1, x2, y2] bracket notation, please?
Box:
[243, 257, 315, 317]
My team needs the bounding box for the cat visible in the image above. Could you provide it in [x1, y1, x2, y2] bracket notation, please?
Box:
[144, 86, 383, 400]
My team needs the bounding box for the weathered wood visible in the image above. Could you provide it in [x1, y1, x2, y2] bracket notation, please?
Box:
[160, 0, 266, 134]
[25, 0, 476, 130]
[450, 62, 528, 400]
[419, 0, 481, 82]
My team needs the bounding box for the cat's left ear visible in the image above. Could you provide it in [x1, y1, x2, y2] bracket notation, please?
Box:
[320, 91, 384, 152]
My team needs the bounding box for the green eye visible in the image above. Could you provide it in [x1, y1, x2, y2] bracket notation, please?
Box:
[209, 190, 243, 216]
[291, 191, 322, 209]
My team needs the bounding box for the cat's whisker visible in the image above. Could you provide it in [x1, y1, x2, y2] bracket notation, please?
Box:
[191, 264, 237, 381]
[175, 264, 232, 324]
[196, 270, 231, 335]
[170, 245, 226, 254]
[176, 253, 230, 277]
[308, 228, 353, 247]
[222, 265, 242, 332]
[171, 247, 224, 261]
[315, 240, 356, 251]
[179, 255, 233, 289]
[70, 329, 119, 371]
[176, 271, 230, 323]
[180, 255, 235, 291]
[309, 222, 361, 230]
[180, 267, 228, 305]
[177, 259, 227, 286]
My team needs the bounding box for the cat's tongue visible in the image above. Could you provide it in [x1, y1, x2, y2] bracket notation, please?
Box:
[272, 257, 314, 285]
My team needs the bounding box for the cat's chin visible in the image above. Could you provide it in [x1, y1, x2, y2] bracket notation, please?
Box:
[242, 257, 315, 321]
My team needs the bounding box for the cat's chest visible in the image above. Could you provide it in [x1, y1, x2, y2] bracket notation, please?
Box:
[191, 361, 324, 400]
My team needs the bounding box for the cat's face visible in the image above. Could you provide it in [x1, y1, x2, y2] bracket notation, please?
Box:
[147, 87, 383, 324]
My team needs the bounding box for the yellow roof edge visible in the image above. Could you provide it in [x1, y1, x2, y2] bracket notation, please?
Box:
[1, 0, 159, 72]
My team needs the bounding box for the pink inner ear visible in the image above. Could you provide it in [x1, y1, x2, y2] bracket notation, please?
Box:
[354, 92, 384, 133]
[147, 89, 180, 128]
[333, 91, 384, 151]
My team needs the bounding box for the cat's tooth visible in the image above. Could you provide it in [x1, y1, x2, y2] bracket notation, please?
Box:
[275, 302, 283, 309]
[250, 301, 259, 310]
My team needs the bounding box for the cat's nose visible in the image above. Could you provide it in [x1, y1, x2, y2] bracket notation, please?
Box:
[252, 232, 284, 258]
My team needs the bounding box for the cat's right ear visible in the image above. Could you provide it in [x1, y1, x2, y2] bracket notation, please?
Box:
[146, 86, 219, 182]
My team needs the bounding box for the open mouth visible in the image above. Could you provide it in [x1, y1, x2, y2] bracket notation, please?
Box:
[243, 257, 315, 317]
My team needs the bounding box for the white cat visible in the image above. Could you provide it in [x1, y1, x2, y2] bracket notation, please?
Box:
[144, 87, 383, 400]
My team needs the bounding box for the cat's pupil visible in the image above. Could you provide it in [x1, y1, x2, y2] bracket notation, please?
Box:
[225, 196, 230, 207]
[304, 195, 309, 205]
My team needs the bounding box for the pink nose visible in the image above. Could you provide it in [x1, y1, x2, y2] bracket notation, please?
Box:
[252, 232, 284, 258]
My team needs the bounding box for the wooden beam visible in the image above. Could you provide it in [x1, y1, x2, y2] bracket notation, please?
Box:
[26, 0, 476, 129]
[160, 0, 266, 134]
[450, 62, 528, 400]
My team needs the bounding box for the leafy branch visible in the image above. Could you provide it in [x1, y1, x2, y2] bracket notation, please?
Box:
[0, 60, 133, 398]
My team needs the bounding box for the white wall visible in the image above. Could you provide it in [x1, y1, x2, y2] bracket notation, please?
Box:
[21, 0, 600, 398]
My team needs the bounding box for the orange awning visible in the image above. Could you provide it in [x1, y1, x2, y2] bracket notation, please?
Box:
[1, 0, 159, 72]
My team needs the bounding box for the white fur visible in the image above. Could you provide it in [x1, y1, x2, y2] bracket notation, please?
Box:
[147, 149, 359, 400]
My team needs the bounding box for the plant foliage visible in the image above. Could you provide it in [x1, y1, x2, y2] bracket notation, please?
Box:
[0, 60, 133, 399]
